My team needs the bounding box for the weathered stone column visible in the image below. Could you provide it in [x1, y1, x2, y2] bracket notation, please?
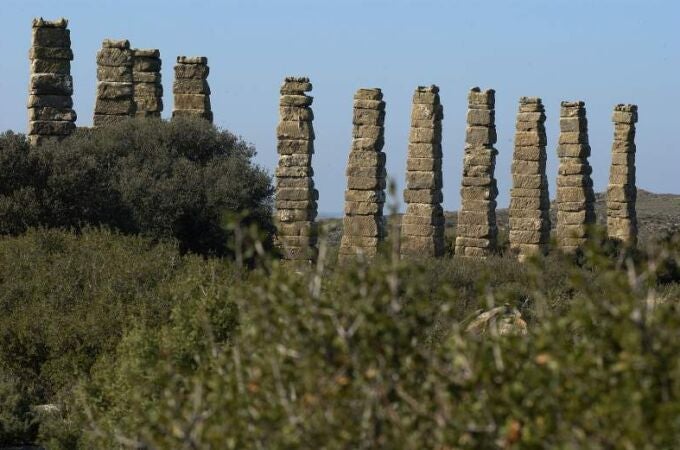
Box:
[509, 97, 550, 259]
[132, 49, 162, 118]
[28, 18, 76, 146]
[94, 39, 135, 126]
[555, 101, 595, 252]
[172, 56, 212, 123]
[400, 85, 445, 258]
[455, 87, 498, 258]
[275, 77, 318, 263]
[607, 104, 638, 244]
[339, 88, 386, 260]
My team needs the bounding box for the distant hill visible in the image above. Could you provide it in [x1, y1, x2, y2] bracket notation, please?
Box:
[596, 189, 680, 242]
[319, 189, 680, 247]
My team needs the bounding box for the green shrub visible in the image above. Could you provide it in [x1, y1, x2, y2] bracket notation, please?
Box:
[0, 366, 37, 446]
[4, 226, 680, 448]
[0, 228, 240, 445]
[68, 238, 680, 449]
[0, 118, 274, 256]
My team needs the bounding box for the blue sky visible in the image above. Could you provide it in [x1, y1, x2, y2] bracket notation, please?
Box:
[1, 0, 678, 214]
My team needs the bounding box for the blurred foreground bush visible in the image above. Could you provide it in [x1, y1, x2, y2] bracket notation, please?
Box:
[68, 236, 680, 448]
[3, 228, 680, 448]
[0, 228, 240, 446]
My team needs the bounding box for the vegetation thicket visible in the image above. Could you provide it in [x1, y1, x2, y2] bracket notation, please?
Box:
[2, 119, 680, 449]
[0, 117, 274, 256]
[0, 227, 679, 448]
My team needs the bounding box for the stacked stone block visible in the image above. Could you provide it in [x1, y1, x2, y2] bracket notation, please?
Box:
[275, 77, 318, 262]
[555, 101, 596, 252]
[607, 104, 638, 244]
[94, 39, 135, 126]
[455, 88, 498, 258]
[400, 85, 445, 258]
[173, 56, 212, 123]
[509, 97, 550, 259]
[339, 88, 386, 260]
[132, 48, 162, 118]
[28, 18, 76, 146]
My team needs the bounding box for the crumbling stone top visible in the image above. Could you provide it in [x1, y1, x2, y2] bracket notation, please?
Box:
[520, 96, 541, 104]
[102, 39, 130, 49]
[354, 88, 382, 100]
[416, 85, 439, 94]
[469, 86, 495, 95]
[284, 76, 310, 83]
[468, 87, 495, 105]
[32, 17, 68, 28]
[612, 104, 638, 123]
[177, 56, 208, 65]
[615, 104, 638, 113]
[561, 100, 585, 108]
[281, 77, 313, 94]
[133, 48, 160, 58]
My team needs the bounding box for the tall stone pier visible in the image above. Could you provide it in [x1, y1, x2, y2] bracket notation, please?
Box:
[94, 39, 135, 126]
[28, 18, 76, 145]
[339, 88, 386, 260]
[555, 101, 595, 252]
[275, 77, 318, 263]
[455, 87, 498, 258]
[173, 56, 212, 123]
[132, 48, 162, 118]
[400, 85, 445, 258]
[509, 97, 550, 259]
[607, 104, 638, 244]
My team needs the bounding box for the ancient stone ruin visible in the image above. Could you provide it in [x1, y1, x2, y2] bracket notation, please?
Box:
[400, 85, 445, 258]
[455, 87, 498, 258]
[22, 15, 647, 259]
[94, 39, 135, 126]
[607, 104, 638, 244]
[339, 88, 386, 260]
[132, 48, 162, 118]
[509, 97, 551, 259]
[555, 101, 596, 252]
[173, 56, 212, 123]
[275, 77, 318, 263]
[28, 18, 76, 145]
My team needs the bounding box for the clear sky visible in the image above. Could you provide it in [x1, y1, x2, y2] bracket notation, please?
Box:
[1, 0, 678, 215]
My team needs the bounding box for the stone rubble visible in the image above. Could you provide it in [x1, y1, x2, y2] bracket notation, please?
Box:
[607, 104, 638, 244]
[455, 87, 498, 258]
[28, 18, 76, 145]
[466, 305, 528, 337]
[508, 97, 551, 259]
[555, 101, 596, 252]
[339, 88, 386, 260]
[93, 39, 135, 126]
[400, 85, 445, 258]
[132, 48, 162, 118]
[275, 77, 318, 263]
[173, 56, 212, 123]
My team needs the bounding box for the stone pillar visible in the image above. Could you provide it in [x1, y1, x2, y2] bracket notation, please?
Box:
[28, 18, 76, 146]
[275, 77, 318, 263]
[509, 97, 550, 259]
[555, 101, 595, 252]
[455, 87, 498, 258]
[339, 88, 386, 260]
[172, 56, 212, 123]
[94, 39, 135, 126]
[400, 85, 445, 258]
[607, 104, 638, 244]
[132, 49, 162, 118]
